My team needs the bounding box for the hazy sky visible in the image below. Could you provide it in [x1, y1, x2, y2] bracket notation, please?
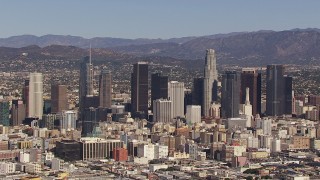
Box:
[1, 0, 319, 39]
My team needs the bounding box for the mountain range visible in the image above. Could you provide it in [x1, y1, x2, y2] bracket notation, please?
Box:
[1, 28, 320, 66]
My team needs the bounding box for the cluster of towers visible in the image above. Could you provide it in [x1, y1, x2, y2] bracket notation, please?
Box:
[128, 49, 293, 125]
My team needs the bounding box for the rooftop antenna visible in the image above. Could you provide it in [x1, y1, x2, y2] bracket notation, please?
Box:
[89, 43, 92, 64]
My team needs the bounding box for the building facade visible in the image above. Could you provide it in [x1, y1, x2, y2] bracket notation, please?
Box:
[28, 72, 43, 118]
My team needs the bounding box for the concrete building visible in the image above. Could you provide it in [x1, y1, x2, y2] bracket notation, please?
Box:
[168, 81, 185, 118]
[186, 105, 201, 125]
[154, 144, 168, 159]
[80, 137, 123, 161]
[153, 99, 173, 123]
[25, 163, 41, 174]
[203, 49, 218, 117]
[137, 143, 155, 160]
[51, 84, 68, 113]
[0, 162, 16, 174]
[113, 148, 128, 161]
[11, 100, 26, 126]
[51, 158, 64, 171]
[28, 72, 43, 118]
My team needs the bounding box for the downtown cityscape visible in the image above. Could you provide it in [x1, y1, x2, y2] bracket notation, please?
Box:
[1, 1, 320, 180]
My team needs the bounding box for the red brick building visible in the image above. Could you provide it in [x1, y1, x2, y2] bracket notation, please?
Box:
[113, 148, 128, 161]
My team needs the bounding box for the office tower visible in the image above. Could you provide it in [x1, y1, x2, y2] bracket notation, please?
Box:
[11, 100, 26, 126]
[284, 76, 293, 115]
[51, 84, 68, 113]
[153, 99, 173, 123]
[203, 49, 218, 117]
[131, 62, 148, 117]
[0, 101, 10, 126]
[186, 105, 201, 125]
[79, 56, 94, 111]
[184, 90, 192, 114]
[151, 73, 168, 110]
[240, 68, 261, 115]
[60, 110, 77, 131]
[82, 107, 97, 136]
[28, 73, 43, 118]
[221, 71, 241, 118]
[192, 78, 204, 105]
[266, 65, 293, 116]
[99, 68, 112, 108]
[23, 80, 29, 117]
[168, 81, 185, 118]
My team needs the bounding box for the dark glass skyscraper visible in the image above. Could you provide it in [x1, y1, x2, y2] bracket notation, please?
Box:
[131, 62, 148, 117]
[151, 73, 168, 110]
[99, 68, 112, 108]
[266, 65, 292, 116]
[221, 71, 241, 118]
[192, 78, 204, 114]
[240, 68, 261, 115]
[51, 84, 68, 113]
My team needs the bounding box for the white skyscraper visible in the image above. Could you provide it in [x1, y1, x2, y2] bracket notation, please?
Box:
[28, 73, 43, 118]
[186, 105, 201, 125]
[203, 49, 218, 117]
[153, 99, 173, 123]
[168, 81, 184, 118]
[59, 110, 77, 131]
[240, 87, 253, 127]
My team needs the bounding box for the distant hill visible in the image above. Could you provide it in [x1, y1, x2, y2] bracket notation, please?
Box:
[1, 29, 320, 66]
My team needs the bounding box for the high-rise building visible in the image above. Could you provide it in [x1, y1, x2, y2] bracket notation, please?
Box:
[153, 99, 173, 123]
[22, 80, 29, 117]
[221, 71, 241, 118]
[192, 78, 204, 106]
[0, 101, 10, 126]
[151, 73, 168, 110]
[28, 73, 43, 118]
[99, 68, 112, 108]
[240, 68, 261, 115]
[79, 56, 94, 112]
[131, 62, 148, 117]
[203, 49, 218, 117]
[168, 81, 184, 118]
[60, 110, 77, 131]
[186, 105, 201, 125]
[266, 65, 292, 116]
[82, 107, 97, 136]
[51, 84, 68, 113]
[11, 100, 26, 126]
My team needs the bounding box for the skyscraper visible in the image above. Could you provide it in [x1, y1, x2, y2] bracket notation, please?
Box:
[240, 68, 261, 115]
[151, 73, 168, 110]
[99, 68, 112, 108]
[79, 56, 94, 111]
[131, 62, 148, 117]
[168, 81, 184, 118]
[153, 99, 173, 123]
[28, 73, 43, 118]
[203, 49, 218, 117]
[11, 100, 26, 126]
[51, 84, 68, 113]
[266, 65, 292, 116]
[221, 71, 241, 118]
[60, 110, 77, 131]
[192, 78, 204, 106]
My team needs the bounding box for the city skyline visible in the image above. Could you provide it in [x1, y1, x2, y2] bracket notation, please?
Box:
[0, 1, 320, 39]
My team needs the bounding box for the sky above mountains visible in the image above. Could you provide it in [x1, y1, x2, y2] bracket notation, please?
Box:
[1, 0, 320, 39]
